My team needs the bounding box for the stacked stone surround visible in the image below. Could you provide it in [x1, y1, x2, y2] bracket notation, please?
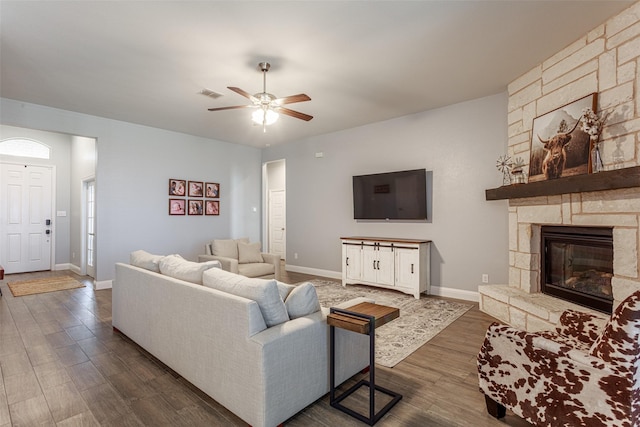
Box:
[479, 1, 640, 331]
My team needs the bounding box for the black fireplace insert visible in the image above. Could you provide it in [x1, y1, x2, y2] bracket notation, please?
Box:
[541, 226, 613, 314]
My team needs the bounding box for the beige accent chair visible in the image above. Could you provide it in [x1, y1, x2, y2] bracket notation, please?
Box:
[198, 238, 280, 279]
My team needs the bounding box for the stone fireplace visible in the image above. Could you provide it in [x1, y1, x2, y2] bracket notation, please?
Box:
[478, 2, 640, 331]
[479, 184, 640, 331]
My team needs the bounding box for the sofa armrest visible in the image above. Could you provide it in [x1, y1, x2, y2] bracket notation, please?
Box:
[261, 252, 281, 279]
[198, 255, 239, 274]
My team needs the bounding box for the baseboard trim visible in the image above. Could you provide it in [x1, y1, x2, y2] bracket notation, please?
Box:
[95, 280, 112, 290]
[285, 264, 342, 280]
[430, 286, 479, 302]
[284, 264, 479, 302]
[54, 263, 71, 271]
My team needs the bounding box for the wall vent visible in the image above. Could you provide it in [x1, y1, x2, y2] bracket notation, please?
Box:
[199, 88, 224, 99]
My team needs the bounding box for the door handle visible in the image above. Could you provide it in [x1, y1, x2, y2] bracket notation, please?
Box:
[46, 230, 51, 235]
[346, 257, 349, 267]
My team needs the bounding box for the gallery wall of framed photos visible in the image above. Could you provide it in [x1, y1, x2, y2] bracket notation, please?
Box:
[168, 179, 220, 216]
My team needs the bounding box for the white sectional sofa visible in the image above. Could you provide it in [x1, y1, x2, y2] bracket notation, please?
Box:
[112, 251, 370, 427]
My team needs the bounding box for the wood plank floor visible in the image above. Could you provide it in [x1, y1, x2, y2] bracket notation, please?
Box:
[0, 267, 532, 426]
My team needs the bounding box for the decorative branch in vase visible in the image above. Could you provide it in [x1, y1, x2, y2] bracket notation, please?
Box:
[581, 108, 610, 173]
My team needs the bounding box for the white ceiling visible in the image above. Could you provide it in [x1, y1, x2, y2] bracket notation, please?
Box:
[0, 1, 634, 147]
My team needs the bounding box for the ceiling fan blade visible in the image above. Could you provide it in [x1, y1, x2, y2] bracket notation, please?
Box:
[208, 105, 252, 111]
[228, 87, 258, 103]
[273, 93, 311, 105]
[274, 106, 313, 121]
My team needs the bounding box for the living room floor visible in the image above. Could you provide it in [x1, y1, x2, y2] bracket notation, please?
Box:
[0, 267, 532, 426]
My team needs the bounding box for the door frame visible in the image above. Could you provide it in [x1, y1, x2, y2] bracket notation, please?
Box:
[262, 159, 286, 260]
[0, 161, 56, 272]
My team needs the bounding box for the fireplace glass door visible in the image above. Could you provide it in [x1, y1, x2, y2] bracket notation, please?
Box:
[541, 226, 613, 314]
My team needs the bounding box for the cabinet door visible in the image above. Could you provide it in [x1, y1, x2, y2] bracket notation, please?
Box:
[376, 246, 395, 286]
[395, 248, 419, 289]
[361, 245, 378, 283]
[344, 244, 362, 281]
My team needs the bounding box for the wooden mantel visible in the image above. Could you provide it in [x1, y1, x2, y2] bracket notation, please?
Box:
[485, 166, 640, 201]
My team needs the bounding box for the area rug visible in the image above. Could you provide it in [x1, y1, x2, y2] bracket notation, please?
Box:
[8, 276, 85, 297]
[307, 279, 473, 367]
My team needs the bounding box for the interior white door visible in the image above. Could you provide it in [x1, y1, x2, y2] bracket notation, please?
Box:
[268, 189, 286, 259]
[0, 163, 53, 273]
[85, 179, 96, 278]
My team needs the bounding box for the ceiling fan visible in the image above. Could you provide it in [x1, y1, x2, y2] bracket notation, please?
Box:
[208, 62, 313, 132]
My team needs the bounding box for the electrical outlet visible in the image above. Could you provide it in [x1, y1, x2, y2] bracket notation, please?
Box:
[482, 274, 489, 283]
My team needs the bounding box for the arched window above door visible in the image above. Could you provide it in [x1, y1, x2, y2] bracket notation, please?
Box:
[0, 138, 51, 159]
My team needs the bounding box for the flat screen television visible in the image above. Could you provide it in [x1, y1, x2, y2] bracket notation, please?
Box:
[353, 169, 427, 220]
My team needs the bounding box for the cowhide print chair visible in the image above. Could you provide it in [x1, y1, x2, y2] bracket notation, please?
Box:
[477, 290, 640, 426]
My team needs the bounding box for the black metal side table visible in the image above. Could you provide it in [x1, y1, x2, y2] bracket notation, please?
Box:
[328, 302, 402, 425]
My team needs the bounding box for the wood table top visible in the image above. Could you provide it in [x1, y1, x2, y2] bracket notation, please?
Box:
[327, 302, 399, 335]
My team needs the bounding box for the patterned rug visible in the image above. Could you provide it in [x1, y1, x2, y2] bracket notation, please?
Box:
[8, 276, 85, 297]
[307, 279, 473, 367]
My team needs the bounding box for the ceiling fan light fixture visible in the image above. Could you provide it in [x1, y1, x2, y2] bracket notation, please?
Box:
[252, 108, 279, 126]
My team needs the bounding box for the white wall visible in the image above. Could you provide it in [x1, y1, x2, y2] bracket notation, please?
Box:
[263, 92, 510, 294]
[1, 98, 263, 284]
[0, 124, 73, 267]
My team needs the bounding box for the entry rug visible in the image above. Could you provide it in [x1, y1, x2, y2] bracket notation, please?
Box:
[307, 279, 473, 367]
[8, 276, 85, 297]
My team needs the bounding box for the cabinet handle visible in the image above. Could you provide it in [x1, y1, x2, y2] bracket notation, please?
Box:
[373, 260, 376, 270]
[346, 257, 349, 267]
[377, 260, 380, 270]
[411, 263, 414, 274]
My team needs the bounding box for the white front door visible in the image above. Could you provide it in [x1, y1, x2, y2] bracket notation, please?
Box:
[0, 163, 53, 273]
[268, 190, 286, 259]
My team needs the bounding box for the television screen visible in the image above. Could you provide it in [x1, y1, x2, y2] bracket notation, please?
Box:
[353, 169, 427, 220]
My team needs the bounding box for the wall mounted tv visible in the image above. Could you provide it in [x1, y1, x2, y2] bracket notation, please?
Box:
[353, 169, 427, 220]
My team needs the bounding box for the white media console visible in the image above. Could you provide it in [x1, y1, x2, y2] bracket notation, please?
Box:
[341, 237, 431, 299]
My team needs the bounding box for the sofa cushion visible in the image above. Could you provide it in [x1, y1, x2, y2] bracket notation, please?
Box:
[211, 238, 250, 259]
[284, 282, 321, 319]
[212, 239, 239, 259]
[238, 242, 264, 264]
[202, 268, 289, 327]
[159, 256, 220, 285]
[238, 262, 275, 278]
[130, 250, 164, 272]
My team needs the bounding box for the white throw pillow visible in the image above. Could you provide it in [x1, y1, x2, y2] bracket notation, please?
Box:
[203, 269, 289, 327]
[238, 242, 264, 264]
[159, 256, 220, 285]
[130, 250, 164, 272]
[285, 282, 321, 319]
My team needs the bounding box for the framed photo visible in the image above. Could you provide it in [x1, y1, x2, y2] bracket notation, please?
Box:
[188, 199, 203, 215]
[169, 179, 186, 196]
[188, 181, 204, 197]
[205, 200, 220, 216]
[205, 182, 220, 198]
[529, 93, 597, 182]
[169, 199, 186, 215]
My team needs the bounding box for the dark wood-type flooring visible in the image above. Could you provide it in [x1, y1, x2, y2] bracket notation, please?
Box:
[0, 266, 532, 426]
